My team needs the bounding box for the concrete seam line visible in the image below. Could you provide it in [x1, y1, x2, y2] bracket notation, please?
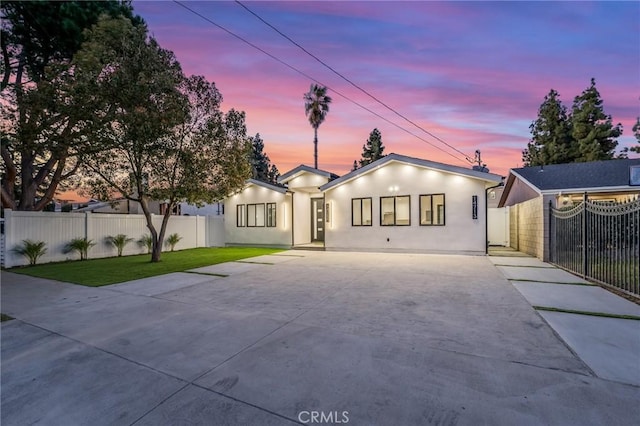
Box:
[183, 271, 229, 277]
[534, 306, 640, 321]
[15, 319, 189, 382]
[190, 383, 305, 425]
[129, 383, 191, 425]
[234, 260, 275, 265]
[187, 271, 363, 386]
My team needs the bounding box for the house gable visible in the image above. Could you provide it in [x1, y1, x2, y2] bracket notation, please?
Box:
[320, 153, 502, 192]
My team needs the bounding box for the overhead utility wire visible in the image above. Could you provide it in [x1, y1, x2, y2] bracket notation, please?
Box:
[235, 0, 475, 164]
[172, 1, 469, 166]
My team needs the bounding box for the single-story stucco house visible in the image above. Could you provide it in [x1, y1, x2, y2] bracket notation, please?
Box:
[225, 153, 503, 254]
[498, 158, 640, 261]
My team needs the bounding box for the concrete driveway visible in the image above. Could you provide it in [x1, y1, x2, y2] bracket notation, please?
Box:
[1, 251, 638, 425]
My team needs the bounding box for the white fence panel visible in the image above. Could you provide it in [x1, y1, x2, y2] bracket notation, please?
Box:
[88, 214, 150, 258]
[2, 210, 224, 268]
[206, 216, 225, 247]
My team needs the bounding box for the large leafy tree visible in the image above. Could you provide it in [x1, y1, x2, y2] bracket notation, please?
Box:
[354, 128, 385, 169]
[0, 0, 141, 210]
[522, 89, 573, 166]
[78, 17, 251, 262]
[250, 133, 280, 184]
[571, 78, 622, 161]
[303, 84, 332, 169]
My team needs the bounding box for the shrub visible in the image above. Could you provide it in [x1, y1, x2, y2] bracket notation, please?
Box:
[105, 234, 134, 257]
[138, 234, 153, 254]
[63, 237, 96, 260]
[165, 233, 182, 252]
[13, 239, 47, 265]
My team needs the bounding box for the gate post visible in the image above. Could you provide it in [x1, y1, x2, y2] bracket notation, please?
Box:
[548, 200, 553, 263]
[582, 192, 588, 279]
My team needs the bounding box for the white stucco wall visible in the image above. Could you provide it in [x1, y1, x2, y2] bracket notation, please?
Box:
[225, 185, 292, 247]
[287, 173, 330, 190]
[324, 162, 490, 254]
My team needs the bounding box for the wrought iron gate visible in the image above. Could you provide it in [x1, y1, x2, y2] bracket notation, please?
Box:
[549, 195, 640, 297]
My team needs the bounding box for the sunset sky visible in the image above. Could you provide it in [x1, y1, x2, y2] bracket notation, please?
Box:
[132, 1, 640, 177]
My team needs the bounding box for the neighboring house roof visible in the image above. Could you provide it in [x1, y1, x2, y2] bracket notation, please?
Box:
[277, 165, 339, 185]
[245, 178, 288, 194]
[320, 153, 503, 191]
[498, 159, 640, 207]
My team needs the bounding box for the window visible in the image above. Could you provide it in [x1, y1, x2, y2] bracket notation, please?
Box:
[247, 203, 265, 227]
[380, 195, 410, 226]
[420, 194, 445, 226]
[237, 204, 246, 227]
[266, 203, 277, 227]
[352, 198, 372, 226]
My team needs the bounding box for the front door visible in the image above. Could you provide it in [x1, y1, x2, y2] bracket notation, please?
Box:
[311, 198, 324, 242]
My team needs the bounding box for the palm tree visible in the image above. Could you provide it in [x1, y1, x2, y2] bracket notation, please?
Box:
[303, 84, 332, 169]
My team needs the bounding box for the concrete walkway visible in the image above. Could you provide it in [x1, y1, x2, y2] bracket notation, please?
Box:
[2, 251, 639, 425]
[490, 255, 640, 387]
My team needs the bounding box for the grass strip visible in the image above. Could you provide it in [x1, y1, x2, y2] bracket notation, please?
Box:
[534, 306, 640, 320]
[509, 278, 595, 286]
[1, 313, 14, 322]
[494, 264, 555, 269]
[9, 247, 282, 287]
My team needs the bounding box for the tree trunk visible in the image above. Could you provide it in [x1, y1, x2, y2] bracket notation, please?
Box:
[156, 205, 174, 261]
[314, 126, 318, 169]
[139, 198, 160, 262]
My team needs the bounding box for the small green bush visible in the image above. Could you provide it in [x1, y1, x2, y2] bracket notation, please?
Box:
[105, 234, 134, 257]
[138, 234, 153, 254]
[13, 239, 47, 265]
[165, 233, 182, 252]
[63, 237, 96, 260]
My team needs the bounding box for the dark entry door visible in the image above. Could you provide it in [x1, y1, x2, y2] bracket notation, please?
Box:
[311, 198, 324, 242]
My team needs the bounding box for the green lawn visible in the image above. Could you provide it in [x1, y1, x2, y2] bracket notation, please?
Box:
[9, 247, 283, 287]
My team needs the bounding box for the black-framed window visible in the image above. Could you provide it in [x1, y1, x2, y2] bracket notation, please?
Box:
[247, 203, 265, 227]
[266, 203, 277, 227]
[420, 194, 445, 226]
[380, 195, 410, 226]
[352, 198, 372, 226]
[237, 204, 246, 227]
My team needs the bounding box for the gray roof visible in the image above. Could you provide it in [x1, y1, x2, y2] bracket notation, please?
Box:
[511, 159, 640, 191]
[320, 153, 502, 191]
[277, 164, 339, 184]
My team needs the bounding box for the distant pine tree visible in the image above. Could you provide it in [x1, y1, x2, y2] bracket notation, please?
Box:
[354, 128, 385, 169]
[249, 133, 280, 184]
[571, 78, 622, 162]
[522, 89, 573, 166]
[523, 79, 624, 166]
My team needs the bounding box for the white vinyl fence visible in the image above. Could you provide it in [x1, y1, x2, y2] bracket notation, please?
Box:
[2, 209, 225, 268]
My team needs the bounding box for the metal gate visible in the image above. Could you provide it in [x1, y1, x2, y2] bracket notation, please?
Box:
[549, 195, 640, 297]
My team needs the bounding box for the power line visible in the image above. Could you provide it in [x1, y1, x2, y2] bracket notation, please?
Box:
[235, 0, 475, 163]
[171, 1, 470, 166]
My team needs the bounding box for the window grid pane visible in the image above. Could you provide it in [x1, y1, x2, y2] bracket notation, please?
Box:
[420, 194, 445, 226]
[237, 204, 246, 227]
[362, 198, 372, 225]
[352, 199, 362, 226]
[396, 196, 410, 225]
[381, 197, 395, 226]
[266, 203, 276, 227]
